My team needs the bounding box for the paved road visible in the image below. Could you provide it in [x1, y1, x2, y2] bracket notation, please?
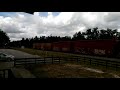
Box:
[0, 49, 40, 58]
[0, 49, 40, 70]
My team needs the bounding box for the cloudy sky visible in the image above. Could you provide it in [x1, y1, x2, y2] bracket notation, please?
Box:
[0, 12, 120, 41]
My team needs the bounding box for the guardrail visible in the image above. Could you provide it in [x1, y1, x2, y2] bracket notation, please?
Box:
[75, 56, 120, 71]
[0, 69, 15, 78]
[14, 56, 62, 67]
[14, 55, 120, 71]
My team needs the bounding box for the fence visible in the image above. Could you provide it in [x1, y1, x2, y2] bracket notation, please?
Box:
[14, 55, 120, 71]
[14, 56, 62, 67]
[0, 69, 15, 78]
[73, 56, 120, 71]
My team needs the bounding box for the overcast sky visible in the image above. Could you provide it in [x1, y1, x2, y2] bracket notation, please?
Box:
[0, 12, 120, 41]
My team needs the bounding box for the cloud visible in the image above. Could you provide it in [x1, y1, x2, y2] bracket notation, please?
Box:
[34, 12, 40, 16]
[0, 16, 25, 33]
[1, 12, 120, 41]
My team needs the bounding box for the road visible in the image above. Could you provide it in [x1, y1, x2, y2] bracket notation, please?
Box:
[0, 49, 40, 69]
[0, 49, 40, 58]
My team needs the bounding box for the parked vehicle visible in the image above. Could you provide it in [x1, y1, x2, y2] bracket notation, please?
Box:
[0, 52, 15, 61]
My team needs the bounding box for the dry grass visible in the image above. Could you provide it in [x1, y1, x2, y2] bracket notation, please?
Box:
[24, 63, 117, 78]
[81, 63, 120, 76]
[14, 48, 120, 77]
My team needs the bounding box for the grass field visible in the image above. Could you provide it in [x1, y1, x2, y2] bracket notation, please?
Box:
[13, 48, 120, 78]
[24, 63, 119, 78]
[13, 48, 79, 58]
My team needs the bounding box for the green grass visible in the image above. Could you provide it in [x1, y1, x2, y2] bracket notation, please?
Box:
[13, 48, 79, 58]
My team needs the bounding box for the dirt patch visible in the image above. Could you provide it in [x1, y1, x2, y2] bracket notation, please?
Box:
[81, 67, 104, 73]
[65, 63, 82, 68]
[109, 73, 120, 78]
[65, 64, 104, 73]
[25, 63, 115, 78]
[65, 63, 120, 78]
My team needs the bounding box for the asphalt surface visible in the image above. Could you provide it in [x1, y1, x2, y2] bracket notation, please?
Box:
[0, 49, 40, 58]
[0, 49, 40, 70]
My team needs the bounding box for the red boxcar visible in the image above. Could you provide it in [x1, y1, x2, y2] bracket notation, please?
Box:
[40, 43, 45, 50]
[33, 39, 120, 57]
[60, 41, 73, 52]
[52, 42, 62, 51]
[33, 43, 52, 51]
[52, 41, 73, 52]
[33, 43, 41, 49]
[73, 40, 119, 56]
[44, 43, 52, 51]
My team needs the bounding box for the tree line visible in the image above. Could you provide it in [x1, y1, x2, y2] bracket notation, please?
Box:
[0, 29, 10, 48]
[0, 27, 120, 48]
[8, 27, 120, 48]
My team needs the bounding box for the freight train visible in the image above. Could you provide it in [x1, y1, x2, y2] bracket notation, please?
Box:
[33, 40, 120, 58]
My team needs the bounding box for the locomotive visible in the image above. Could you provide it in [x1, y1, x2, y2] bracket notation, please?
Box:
[33, 39, 120, 58]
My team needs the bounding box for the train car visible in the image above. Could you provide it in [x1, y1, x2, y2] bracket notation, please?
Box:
[33, 43, 36, 49]
[52, 42, 61, 51]
[59, 41, 73, 52]
[52, 41, 73, 52]
[40, 43, 45, 50]
[33, 39, 120, 58]
[33, 43, 52, 50]
[33, 43, 41, 49]
[73, 40, 120, 57]
[44, 43, 52, 51]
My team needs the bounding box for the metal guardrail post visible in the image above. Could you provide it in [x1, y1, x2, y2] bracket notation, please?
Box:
[52, 56, 53, 64]
[77, 57, 78, 62]
[89, 58, 91, 65]
[59, 57, 60, 64]
[115, 64, 118, 71]
[35, 58, 36, 64]
[8, 69, 15, 78]
[96, 59, 99, 66]
[25, 58, 27, 65]
[3, 70, 5, 78]
[44, 57, 46, 64]
[106, 61, 108, 69]
[84, 57, 85, 64]
[14, 59, 16, 67]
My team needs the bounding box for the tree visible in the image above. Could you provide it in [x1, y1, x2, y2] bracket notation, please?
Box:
[61, 36, 71, 41]
[73, 31, 85, 40]
[99, 28, 118, 40]
[92, 27, 99, 39]
[117, 32, 120, 40]
[99, 29, 107, 39]
[86, 28, 92, 39]
[106, 28, 113, 39]
[21, 38, 25, 46]
[9, 27, 120, 48]
[0, 29, 10, 47]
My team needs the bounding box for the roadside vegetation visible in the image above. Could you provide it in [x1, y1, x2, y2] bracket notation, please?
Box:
[13, 48, 79, 58]
[14, 48, 120, 78]
[1, 23, 120, 78]
[24, 63, 119, 78]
